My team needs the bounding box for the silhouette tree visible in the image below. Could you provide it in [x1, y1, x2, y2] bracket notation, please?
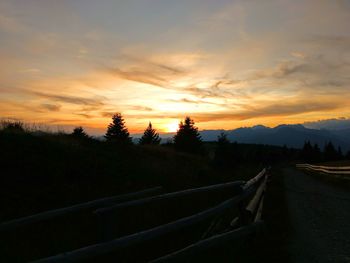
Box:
[323, 141, 338, 161]
[71, 126, 89, 138]
[105, 113, 132, 144]
[139, 122, 161, 145]
[217, 132, 230, 145]
[337, 146, 343, 160]
[173, 116, 202, 153]
[312, 143, 322, 163]
[281, 144, 292, 161]
[214, 132, 231, 167]
[301, 141, 313, 162]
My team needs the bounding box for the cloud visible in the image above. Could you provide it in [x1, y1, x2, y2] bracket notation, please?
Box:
[128, 105, 153, 111]
[112, 68, 169, 88]
[121, 98, 346, 123]
[188, 100, 344, 122]
[32, 92, 106, 106]
[291, 52, 307, 59]
[21, 68, 42, 74]
[308, 35, 350, 51]
[40, 103, 61, 112]
[236, 100, 344, 120]
[120, 54, 186, 75]
[0, 14, 26, 33]
[171, 98, 218, 105]
[184, 85, 238, 99]
[100, 111, 117, 118]
[1, 0, 350, 131]
[303, 117, 350, 130]
[168, 98, 237, 109]
[249, 61, 308, 81]
[107, 54, 188, 89]
[75, 113, 94, 119]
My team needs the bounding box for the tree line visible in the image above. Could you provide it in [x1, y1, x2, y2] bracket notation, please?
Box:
[300, 140, 347, 163]
[72, 113, 203, 154]
[71, 113, 350, 162]
[3, 114, 349, 162]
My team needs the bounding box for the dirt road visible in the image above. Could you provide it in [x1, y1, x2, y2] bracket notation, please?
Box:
[283, 167, 350, 263]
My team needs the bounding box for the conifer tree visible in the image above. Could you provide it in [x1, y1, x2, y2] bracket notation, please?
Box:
[323, 141, 337, 161]
[282, 144, 289, 160]
[139, 122, 161, 145]
[173, 116, 202, 153]
[312, 143, 322, 163]
[71, 126, 89, 138]
[217, 132, 230, 146]
[301, 141, 313, 162]
[214, 132, 231, 167]
[105, 113, 132, 144]
[337, 146, 343, 159]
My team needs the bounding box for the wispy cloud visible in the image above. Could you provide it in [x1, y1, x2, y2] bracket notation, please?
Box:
[128, 105, 153, 111]
[106, 53, 189, 89]
[112, 68, 170, 88]
[0, 13, 26, 33]
[121, 98, 346, 123]
[32, 92, 106, 107]
[304, 117, 350, 130]
[40, 103, 61, 112]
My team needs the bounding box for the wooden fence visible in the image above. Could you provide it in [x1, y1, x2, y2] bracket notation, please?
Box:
[296, 164, 350, 180]
[0, 186, 164, 232]
[1, 169, 270, 262]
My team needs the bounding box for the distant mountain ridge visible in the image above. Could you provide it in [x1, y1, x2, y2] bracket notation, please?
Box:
[199, 124, 350, 151]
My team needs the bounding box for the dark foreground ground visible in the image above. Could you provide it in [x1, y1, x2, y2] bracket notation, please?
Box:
[283, 167, 350, 263]
[2, 131, 349, 262]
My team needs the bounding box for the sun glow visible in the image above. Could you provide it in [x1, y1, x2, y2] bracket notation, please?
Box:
[165, 121, 179, 133]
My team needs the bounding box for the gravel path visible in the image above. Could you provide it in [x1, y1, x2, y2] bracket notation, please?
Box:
[283, 167, 350, 263]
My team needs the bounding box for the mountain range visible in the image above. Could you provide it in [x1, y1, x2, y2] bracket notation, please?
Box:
[199, 124, 350, 152]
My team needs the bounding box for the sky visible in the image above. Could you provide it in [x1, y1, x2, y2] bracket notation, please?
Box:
[0, 0, 349, 134]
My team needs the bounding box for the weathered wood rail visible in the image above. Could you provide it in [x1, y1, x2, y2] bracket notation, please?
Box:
[0, 187, 165, 262]
[27, 168, 269, 263]
[296, 164, 350, 180]
[94, 180, 245, 240]
[0, 186, 164, 232]
[150, 221, 264, 263]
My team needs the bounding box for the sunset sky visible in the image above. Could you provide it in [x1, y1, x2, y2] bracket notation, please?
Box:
[1, 0, 349, 134]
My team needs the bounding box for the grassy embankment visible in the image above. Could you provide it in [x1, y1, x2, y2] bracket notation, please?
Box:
[0, 127, 293, 262]
[0, 131, 263, 221]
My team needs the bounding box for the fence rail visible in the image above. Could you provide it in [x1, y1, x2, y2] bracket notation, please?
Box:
[33, 190, 254, 263]
[2, 168, 270, 263]
[296, 164, 350, 178]
[150, 221, 264, 263]
[30, 168, 269, 263]
[0, 186, 164, 232]
[95, 180, 245, 215]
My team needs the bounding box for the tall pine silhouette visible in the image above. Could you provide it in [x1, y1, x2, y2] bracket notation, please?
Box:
[323, 141, 338, 161]
[139, 122, 161, 145]
[105, 113, 132, 144]
[173, 116, 202, 153]
[301, 141, 313, 162]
